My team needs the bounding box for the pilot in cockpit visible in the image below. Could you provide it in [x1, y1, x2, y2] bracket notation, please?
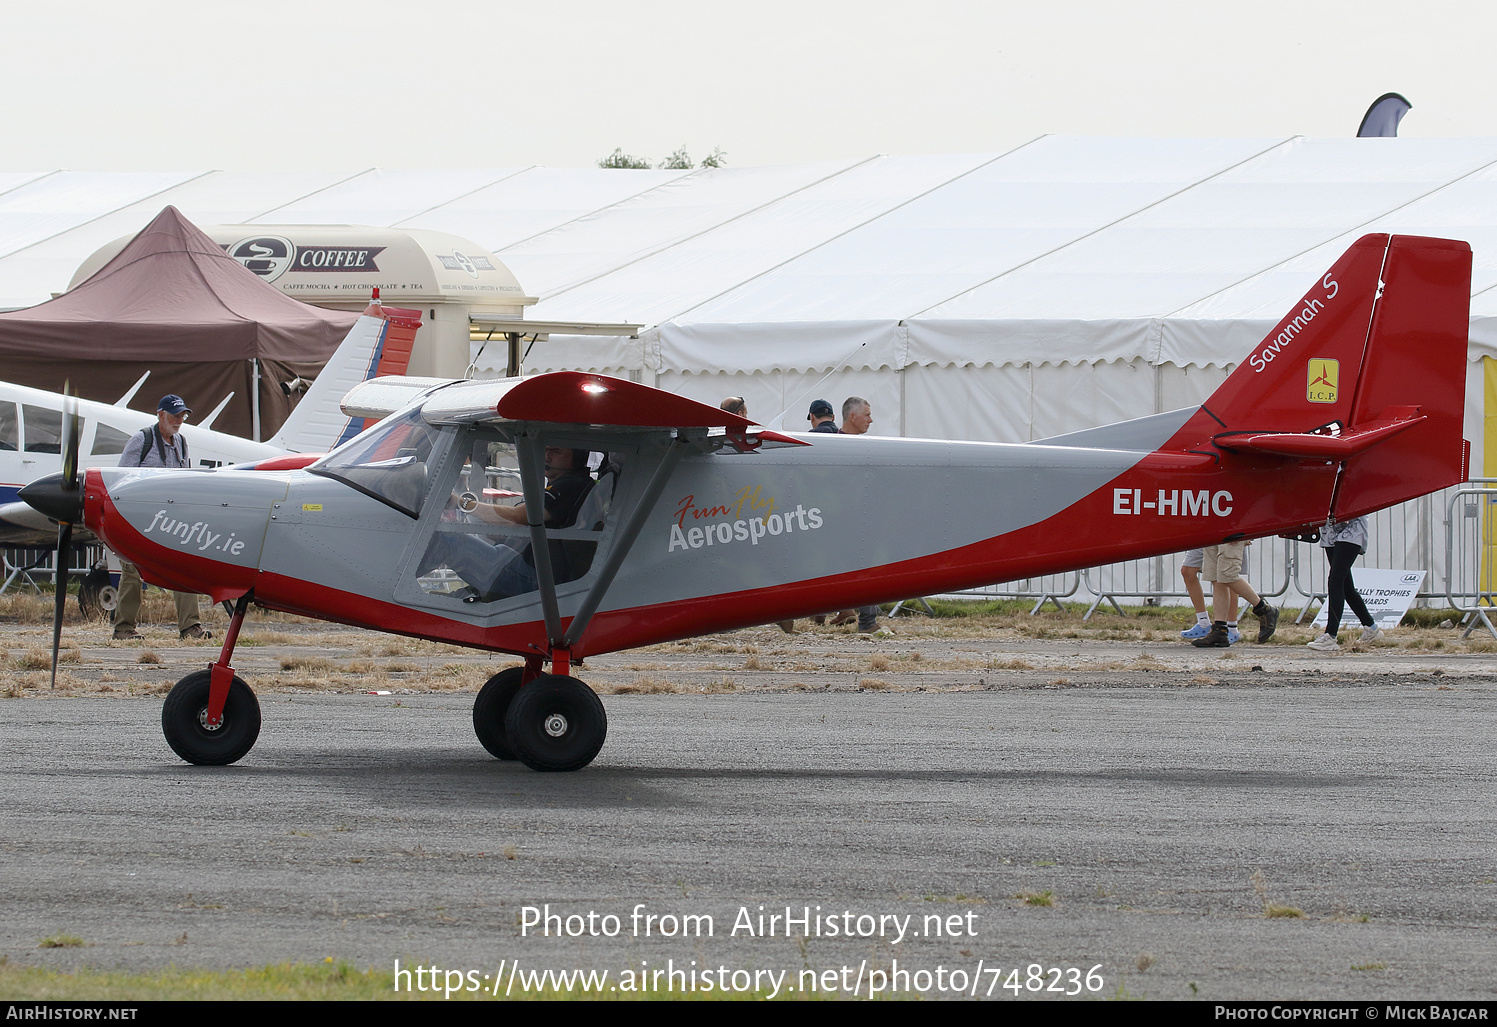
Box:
[428, 446, 595, 601]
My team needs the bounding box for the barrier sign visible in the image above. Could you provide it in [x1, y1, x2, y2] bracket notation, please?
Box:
[1312, 568, 1426, 629]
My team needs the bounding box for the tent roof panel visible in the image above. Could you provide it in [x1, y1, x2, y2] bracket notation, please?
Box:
[917, 138, 1497, 321]
[401, 166, 690, 250]
[671, 139, 1281, 323]
[498, 159, 869, 298]
[248, 168, 524, 226]
[0, 171, 206, 258]
[529, 153, 994, 324]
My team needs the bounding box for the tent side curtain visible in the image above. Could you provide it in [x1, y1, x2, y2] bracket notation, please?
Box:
[653, 320, 906, 375]
[904, 318, 1157, 370]
[509, 333, 646, 376]
[1464, 316, 1497, 362]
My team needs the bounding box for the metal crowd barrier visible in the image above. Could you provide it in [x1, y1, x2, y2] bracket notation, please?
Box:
[0, 545, 107, 596]
[1444, 481, 1497, 639]
[944, 571, 1083, 614]
[1080, 539, 1291, 620]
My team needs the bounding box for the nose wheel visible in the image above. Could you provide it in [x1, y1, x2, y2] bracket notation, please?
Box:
[499, 674, 606, 772]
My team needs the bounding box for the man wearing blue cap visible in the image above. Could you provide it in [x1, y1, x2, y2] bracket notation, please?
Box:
[111, 395, 211, 642]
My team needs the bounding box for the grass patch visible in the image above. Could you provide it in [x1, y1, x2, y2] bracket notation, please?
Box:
[611, 676, 681, 695]
[16, 648, 79, 670]
[280, 655, 335, 672]
[1252, 869, 1305, 919]
[37, 935, 87, 949]
[1018, 890, 1054, 907]
[0, 959, 787, 999]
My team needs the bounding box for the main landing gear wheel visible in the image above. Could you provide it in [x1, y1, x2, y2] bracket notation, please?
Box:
[504, 674, 607, 772]
[76, 566, 116, 619]
[161, 669, 261, 766]
[473, 667, 525, 760]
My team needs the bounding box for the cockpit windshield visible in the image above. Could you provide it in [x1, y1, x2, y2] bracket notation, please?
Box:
[309, 407, 445, 517]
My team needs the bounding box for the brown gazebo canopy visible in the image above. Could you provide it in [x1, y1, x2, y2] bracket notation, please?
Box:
[0, 206, 358, 438]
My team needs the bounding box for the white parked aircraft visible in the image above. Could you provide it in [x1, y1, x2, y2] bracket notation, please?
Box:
[0, 298, 422, 545]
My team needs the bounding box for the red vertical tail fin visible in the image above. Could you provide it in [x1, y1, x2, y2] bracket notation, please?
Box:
[1167, 234, 1470, 522]
[1332, 236, 1470, 516]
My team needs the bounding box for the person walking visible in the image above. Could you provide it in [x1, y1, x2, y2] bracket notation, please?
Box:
[1306, 515, 1381, 651]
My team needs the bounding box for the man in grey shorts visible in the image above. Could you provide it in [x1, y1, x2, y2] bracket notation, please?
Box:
[1190, 542, 1279, 648]
[1178, 548, 1239, 643]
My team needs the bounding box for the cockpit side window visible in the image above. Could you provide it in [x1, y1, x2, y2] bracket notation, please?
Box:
[91, 422, 132, 456]
[22, 405, 63, 454]
[412, 434, 617, 605]
[0, 403, 17, 451]
[309, 407, 445, 518]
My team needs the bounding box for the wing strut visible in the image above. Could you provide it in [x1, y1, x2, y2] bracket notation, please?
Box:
[515, 433, 565, 646]
[562, 437, 686, 650]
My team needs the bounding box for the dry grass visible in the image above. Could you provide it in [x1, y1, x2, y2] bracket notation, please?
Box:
[280, 655, 335, 672]
[859, 678, 894, 690]
[13, 647, 80, 670]
[868, 654, 890, 672]
[609, 676, 682, 695]
[1251, 869, 1305, 919]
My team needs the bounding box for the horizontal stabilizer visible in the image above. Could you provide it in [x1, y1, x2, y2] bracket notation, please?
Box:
[1215, 410, 1425, 460]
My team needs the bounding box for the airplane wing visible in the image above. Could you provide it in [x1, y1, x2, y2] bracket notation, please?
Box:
[0, 499, 79, 546]
[342, 372, 808, 452]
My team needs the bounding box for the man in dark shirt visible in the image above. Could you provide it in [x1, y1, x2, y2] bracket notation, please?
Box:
[807, 399, 840, 433]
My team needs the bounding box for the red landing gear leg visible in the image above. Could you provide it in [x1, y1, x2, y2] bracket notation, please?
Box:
[549, 646, 572, 679]
[205, 593, 251, 728]
[522, 654, 545, 684]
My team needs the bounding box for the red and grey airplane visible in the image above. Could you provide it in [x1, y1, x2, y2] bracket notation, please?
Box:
[21, 234, 1471, 773]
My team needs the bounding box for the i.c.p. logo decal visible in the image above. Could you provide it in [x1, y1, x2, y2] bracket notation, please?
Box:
[1307, 358, 1339, 404]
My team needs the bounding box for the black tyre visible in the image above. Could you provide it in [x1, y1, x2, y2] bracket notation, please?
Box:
[77, 566, 112, 619]
[504, 674, 607, 772]
[473, 667, 525, 760]
[161, 669, 261, 766]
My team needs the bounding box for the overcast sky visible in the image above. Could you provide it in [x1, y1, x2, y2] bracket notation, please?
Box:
[3, 0, 1492, 171]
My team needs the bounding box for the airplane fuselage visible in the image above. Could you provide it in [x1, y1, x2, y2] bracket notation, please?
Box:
[82, 409, 1333, 659]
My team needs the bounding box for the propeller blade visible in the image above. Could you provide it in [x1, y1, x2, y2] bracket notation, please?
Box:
[61, 383, 80, 490]
[50, 520, 72, 690]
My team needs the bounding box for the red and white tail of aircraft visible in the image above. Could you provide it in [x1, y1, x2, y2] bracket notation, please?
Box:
[266, 295, 423, 454]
